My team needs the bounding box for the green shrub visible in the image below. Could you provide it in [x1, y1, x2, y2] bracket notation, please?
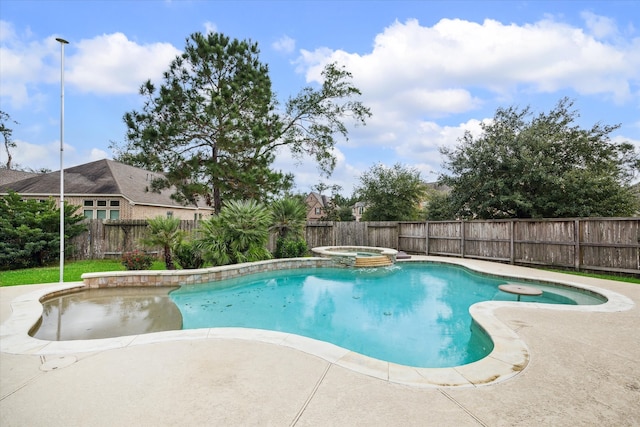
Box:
[0, 192, 86, 270]
[199, 200, 273, 266]
[173, 241, 205, 269]
[274, 237, 308, 259]
[121, 250, 154, 270]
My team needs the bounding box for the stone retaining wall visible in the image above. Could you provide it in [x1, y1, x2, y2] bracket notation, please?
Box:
[82, 258, 335, 288]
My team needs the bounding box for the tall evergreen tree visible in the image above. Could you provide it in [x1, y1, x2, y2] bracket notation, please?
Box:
[114, 32, 370, 212]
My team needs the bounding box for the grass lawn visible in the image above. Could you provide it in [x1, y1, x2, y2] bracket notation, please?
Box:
[545, 269, 639, 284]
[0, 259, 166, 286]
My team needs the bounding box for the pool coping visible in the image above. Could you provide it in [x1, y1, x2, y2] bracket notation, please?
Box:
[0, 256, 635, 389]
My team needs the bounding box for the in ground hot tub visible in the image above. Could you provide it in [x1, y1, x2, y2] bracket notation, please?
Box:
[311, 246, 398, 267]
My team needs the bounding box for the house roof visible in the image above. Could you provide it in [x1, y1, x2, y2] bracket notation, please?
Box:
[0, 168, 42, 185]
[307, 192, 332, 208]
[0, 159, 212, 209]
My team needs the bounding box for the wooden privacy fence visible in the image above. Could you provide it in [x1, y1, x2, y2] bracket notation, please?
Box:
[71, 219, 201, 259]
[72, 218, 639, 275]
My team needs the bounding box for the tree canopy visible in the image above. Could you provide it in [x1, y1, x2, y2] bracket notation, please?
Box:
[113, 32, 370, 212]
[439, 98, 639, 219]
[355, 163, 427, 221]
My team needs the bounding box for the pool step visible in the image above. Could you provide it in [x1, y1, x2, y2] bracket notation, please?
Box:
[355, 256, 393, 268]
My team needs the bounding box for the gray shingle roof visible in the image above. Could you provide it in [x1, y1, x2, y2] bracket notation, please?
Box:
[0, 169, 42, 185]
[0, 159, 211, 209]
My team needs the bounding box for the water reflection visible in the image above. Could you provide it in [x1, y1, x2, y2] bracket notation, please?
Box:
[32, 287, 182, 341]
[171, 266, 497, 367]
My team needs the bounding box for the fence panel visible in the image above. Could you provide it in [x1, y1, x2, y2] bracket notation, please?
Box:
[580, 218, 640, 272]
[334, 221, 367, 246]
[464, 221, 511, 260]
[304, 222, 334, 248]
[514, 220, 576, 267]
[428, 221, 462, 256]
[366, 222, 398, 248]
[398, 222, 426, 254]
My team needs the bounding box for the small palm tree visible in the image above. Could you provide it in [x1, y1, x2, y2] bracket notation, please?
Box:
[199, 200, 273, 265]
[270, 197, 308, 258]
[270, 197, 307, 240]
[140, 216, 183, 270]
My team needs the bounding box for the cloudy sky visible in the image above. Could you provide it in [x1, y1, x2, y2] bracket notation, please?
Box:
[1, 0, 639, 195]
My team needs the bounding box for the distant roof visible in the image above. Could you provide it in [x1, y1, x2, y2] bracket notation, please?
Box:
[0, 159, 212, 209]
[308, 191, 333, 208]
[0, 168, 42, 185]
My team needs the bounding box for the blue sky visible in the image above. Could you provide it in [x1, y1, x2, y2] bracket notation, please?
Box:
[1, 0, 639, 195]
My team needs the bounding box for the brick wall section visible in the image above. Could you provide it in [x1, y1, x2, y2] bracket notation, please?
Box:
[82, 257, 337, 288]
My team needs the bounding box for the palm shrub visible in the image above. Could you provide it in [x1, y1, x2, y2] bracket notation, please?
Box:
[140, 216, 183, 270]
[199, 200, 273, 266]
[270, 197, 308, 258]
[173, 239, 205, 269]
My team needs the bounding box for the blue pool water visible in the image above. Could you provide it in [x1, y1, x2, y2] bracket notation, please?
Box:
[169, 263, 604, 368]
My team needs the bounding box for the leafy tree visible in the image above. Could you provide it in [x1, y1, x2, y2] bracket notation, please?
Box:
[0, 192, 85, 270]
[140, 216, 183, 270]
[355, 163, 427, 221]
[424, 191, 457, 221]
[199, 200, 272, 265]
[337, 205, 355, 221]
[439, 98, 639, 219]
[331, 193, 357, 221]
[1, 110, 18, 170]
[114, 32, 370, 213]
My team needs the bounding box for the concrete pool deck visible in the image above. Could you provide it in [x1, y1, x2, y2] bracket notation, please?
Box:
[1, 257, 639, 425]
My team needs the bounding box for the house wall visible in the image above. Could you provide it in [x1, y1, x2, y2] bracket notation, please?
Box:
[305, 194, 324, 220]
[129, 204, 213, 220]
[21, 195, 213, 221]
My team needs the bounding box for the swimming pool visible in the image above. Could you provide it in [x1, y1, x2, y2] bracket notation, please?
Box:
[31, 261, 604, 368]
[6, 257, 634, 388]
[169, 263, 603, 368]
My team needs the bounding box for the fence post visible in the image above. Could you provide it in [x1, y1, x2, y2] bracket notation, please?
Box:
[574, 219, 581, 271]
[425, 221, 429, 255]
[510, 220, 515, 264]
[460, 220, 465, 258]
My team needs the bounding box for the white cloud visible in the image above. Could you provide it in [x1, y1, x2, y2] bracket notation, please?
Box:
[0, 29, 181, 108]
[204, 21, 217, 34]
[272, 35, 295, 54]
[68, 33, 180, 94]
[297, 17, 640, 106]
[581, 11, 619, 39]
[8, 139, 109, 172]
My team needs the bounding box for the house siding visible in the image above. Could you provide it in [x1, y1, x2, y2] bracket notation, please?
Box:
[20, 195, 212, 221]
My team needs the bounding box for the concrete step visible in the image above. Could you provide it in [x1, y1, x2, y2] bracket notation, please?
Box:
[355, 256, 393, 267]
